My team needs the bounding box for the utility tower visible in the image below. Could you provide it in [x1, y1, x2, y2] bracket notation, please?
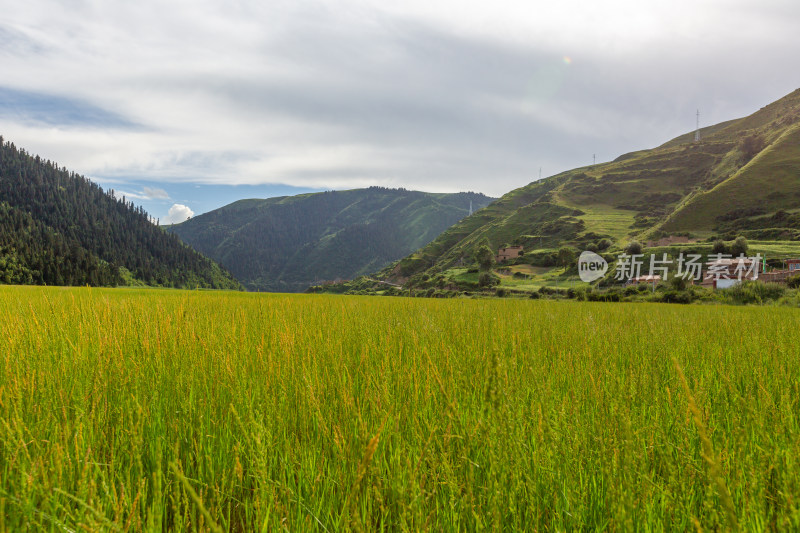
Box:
[694, 109, 700, 142]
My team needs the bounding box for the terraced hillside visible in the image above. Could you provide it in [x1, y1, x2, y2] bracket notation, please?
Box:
[390, 89, 800, 280]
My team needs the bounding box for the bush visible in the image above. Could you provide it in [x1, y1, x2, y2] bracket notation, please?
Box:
[669, 275, 688, 291]
[625, 241, 643, 255]
[479, 272, 500, 288]
[788, 274, 800, 289]
[586, 290, 620, 302]
[722, 281, 785, 305]
[537, 286, 567, 297]
[730, 236, 748, 257]
[660, 290, 692, 304]
[596, 238, 612, 251]
[739, 134, 766, 164]
[557, 247, 575, 269]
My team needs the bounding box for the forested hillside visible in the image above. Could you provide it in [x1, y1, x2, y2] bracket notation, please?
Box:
[169, 187, 493, 292]
[0, 137, 241, 289]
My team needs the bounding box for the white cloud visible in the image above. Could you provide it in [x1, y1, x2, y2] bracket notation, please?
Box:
[112, 186, 170, 201]
[142, 186, 170, 199]
[163, 203, 194, 224]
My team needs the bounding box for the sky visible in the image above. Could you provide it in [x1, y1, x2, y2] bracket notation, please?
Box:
[1, 0, 799, 223]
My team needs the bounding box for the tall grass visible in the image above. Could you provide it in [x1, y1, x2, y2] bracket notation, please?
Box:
[1, 286, 799, 530]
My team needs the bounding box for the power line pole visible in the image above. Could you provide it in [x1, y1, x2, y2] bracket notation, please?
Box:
[694, 109, 700, 142]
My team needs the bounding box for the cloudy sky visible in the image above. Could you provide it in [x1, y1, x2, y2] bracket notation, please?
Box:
[1, 0, 798, 223]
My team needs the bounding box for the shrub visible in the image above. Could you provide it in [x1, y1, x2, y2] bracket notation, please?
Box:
[730, 236, 748, 257]
[587, 290, 620, 302]
[479, 272, 500, 288]
[625, 241, 643, 255]
[596, 238, 612, 251]
[660, 290, 692, 304]
[723, 281, 785, 305]
[787, 274, 800, 289]
[739, 134, 766, 164]
[669, 275, 688, 291]
[557, 247, 575, 269]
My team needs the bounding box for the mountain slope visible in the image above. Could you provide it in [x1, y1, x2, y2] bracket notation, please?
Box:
[387, 88, 800, 281]
[0, 137, 241, 289]
[168, 187, 494, 292]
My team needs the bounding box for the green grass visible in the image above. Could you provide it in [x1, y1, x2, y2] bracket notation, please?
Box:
[2, 286, 800, 530]
[662, 124, 800, 233]
[750, 241, 800, 258]
[496, 266, 584, 290]
[557, 201, 638, 242]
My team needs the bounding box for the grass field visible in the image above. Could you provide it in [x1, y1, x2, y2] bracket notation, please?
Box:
[1, 286, 799, 531]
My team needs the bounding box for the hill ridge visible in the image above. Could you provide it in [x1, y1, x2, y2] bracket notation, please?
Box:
[168, 187, 495, 292]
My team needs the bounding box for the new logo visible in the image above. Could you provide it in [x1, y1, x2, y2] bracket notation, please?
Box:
[578, 251, 608, 282]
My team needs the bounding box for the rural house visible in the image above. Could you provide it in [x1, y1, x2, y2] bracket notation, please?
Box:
[496, 246, 523, 263]
[702, 257, 759, 289]
[758, 258, 800, 283]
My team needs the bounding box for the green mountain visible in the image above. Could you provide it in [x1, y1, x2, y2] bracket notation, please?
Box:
[167, 187, 494, 292]
[387, 89, 800, 282]
[0, 137, 241, 289]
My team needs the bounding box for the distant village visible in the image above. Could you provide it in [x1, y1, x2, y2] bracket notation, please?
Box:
[494, 243, 800, 290]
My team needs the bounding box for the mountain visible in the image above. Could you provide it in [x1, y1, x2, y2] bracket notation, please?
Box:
[167, 187, 494, 292]
[385, 89, 800, 282]
[0, 137, 241, 289]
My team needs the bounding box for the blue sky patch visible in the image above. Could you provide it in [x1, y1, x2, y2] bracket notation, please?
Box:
[0, 86, 140, 129]
[90, 177, 324, 222]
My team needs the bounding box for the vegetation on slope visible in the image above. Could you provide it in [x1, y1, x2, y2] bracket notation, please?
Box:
[0, 137, 241, 289]
[385, 88, 800, 283]
[0, 202, 120, 285]
[2, 286, 799, 530]
[168, 187, 493, 292]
